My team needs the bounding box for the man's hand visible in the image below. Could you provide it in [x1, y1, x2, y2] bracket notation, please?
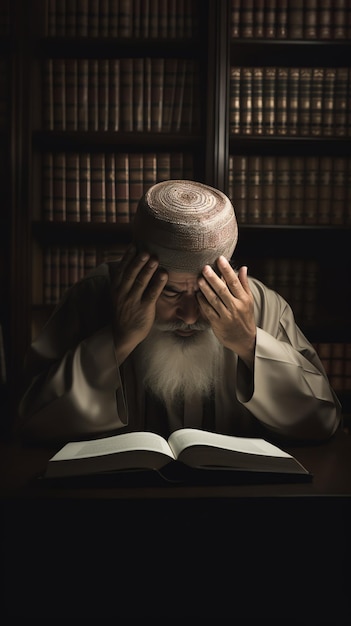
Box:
[110, 245, 168, 364]
[197, 256, 256, 369]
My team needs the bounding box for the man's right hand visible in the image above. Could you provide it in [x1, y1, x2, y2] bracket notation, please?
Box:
[110, 245, 168, 364]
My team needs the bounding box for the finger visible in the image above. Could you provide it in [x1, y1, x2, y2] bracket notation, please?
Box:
[126, 255, 160, 298]
[142, 269, 168, 303]
[198, 273, 226, 314]
[237, 265, 252, 295]
[216, 256, 246, 298]
[110, 244, 137, 289]
[200, 264, 234, 308]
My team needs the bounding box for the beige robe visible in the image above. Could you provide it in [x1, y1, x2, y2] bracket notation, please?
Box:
[18, 263, 341, 443]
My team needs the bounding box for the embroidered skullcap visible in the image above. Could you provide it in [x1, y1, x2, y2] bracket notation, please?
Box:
[132, 180, 238, 273]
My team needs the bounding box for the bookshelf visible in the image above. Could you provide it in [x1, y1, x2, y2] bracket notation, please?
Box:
[3, 0, 351, 431]
[227, 1, 351, 419]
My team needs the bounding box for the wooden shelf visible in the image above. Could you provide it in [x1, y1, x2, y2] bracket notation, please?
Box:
[32, 131, 204, 152]
[229, 136, 351, 156]
[230, 41, 351, 67]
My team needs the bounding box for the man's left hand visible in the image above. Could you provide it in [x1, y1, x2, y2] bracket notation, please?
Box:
[197, 256, 256, 369]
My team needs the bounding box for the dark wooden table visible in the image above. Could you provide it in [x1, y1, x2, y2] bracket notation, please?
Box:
[1, 428, 351, 622]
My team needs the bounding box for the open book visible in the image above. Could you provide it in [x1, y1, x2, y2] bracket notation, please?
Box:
[44, 428, 311, 481]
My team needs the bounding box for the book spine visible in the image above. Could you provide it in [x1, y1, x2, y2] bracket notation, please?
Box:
[230, 155, 248, 224]
[133, 57, 144, 132]
[288, 0, 304, 39]
[275, 156, 290, 224]
[276, 67, 288, 136]
[276, 0, 288, 38]
[298, 68, 312, 136]
[317, 156, 333, 225]
[65, 152, 80, 222]
[43, 58, 53, 130]
[163, 58, 177, 133]
[59, 247, 69, 300]
[65, 59, 78, 130]
[333, 0, 347, 39]
[88, 59, 99, 131]
[53, 152, 66, 221]
[331, 157, 346, 225]
[181, 59, 198, 132]
[253, 0, 265, 38]
[318, 0, 332, 39]
[99, 0, 109, 37]
[170, 152, 184, 180]
[88, 0, 99, 37]
[264, 0, 276, 39]
[120, 58, 133, 131]
[231, 0, 240, 38]
[77, 58, 89, 130]
[321, 67, 335, 136]
[289, 156, 305, 224]
[229, 67, 240, 135]
[76, 0, 88, 37]
[304, 0, 318, 39]
[252, 67, 263, 135]
[42, 152, 53, 221]
[142, 152, 157, 192]
[240, 67, 253, 135]
[90, 153, 106, 222]
[247, 155, 262, 223]
[128, 153, 144, 219]
[108, 0, 119, 37]
[108, 59, 120, 131]
[65, 0, 77, 36]
[156, 152, 171, 183]
[79, 152, 91, 222]
[261, 155, 276, 224]
[105, 153, 117, 223]
[310, 68, 323, 136]
[52, 59, 66, 130]
[115, 153, 130, 223]
[98, 58, 109, 131]
[262, 67, 276, 135]
[304, 156, 319, 224]
[151, 58, 164, 132]
[334, 67, 348, 136]
[241, 0, 254, 38]
[287, 67, 299, 136]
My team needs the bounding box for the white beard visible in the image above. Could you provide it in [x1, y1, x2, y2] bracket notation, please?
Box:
[136, 320, 225, 405]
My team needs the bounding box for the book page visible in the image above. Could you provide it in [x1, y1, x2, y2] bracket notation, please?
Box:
[50, 432, 175, 462]
[168, 428, 292, 459]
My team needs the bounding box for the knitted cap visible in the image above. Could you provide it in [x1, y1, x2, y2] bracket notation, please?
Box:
[132, 180, 238, 273]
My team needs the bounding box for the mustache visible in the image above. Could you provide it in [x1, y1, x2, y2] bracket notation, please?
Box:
[154, 320, 210, 332]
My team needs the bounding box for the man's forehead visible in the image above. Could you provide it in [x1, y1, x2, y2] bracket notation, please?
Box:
[165, 271, 199, 291]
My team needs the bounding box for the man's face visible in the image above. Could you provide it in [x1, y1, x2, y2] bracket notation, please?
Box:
[155, 270, 207, 335]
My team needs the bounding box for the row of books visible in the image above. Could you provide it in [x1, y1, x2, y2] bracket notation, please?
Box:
[251, 257, 318, 324]
[42, 151, 194, 222]
[228, 155, 351, 226]
[312, 342, 351, 392]
[231, 0, 351, 40]
[43, 57, 200, 132]
[45, 0, 197, 38]
[230, 67, 351, 137]
[40, 245, 126, 305]
[40, 249, 320, 328]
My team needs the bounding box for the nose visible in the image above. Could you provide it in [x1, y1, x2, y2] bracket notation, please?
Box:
[176, 294, 199, 325]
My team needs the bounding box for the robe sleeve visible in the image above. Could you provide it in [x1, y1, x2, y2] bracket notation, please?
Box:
[236, 280, 342, 440]
[18, 269, 128, 443]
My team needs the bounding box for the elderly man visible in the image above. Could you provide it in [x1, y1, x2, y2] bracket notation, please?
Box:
[18, 180, 341, 443]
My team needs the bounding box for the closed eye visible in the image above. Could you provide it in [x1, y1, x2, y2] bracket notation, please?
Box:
[161, 289, 181, 299]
